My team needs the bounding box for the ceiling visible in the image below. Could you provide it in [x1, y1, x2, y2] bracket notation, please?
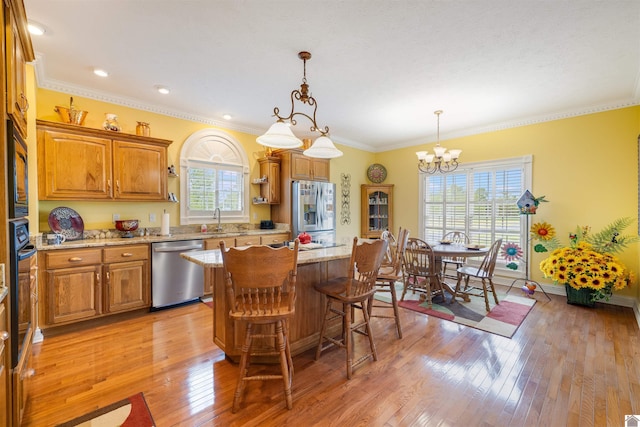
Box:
[24, 0, 640, 152]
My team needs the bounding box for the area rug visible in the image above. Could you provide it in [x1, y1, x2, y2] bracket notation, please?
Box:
[56, 392, 155, 427]
[376, 282, 536, 338]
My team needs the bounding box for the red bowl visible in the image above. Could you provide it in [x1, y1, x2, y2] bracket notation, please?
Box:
[115, 219, 139, 232]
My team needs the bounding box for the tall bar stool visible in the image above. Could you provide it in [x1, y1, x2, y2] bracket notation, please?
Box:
[220, 239, 299, 413]
[369, 227, 410, 338]
[314, 237, 387, 379]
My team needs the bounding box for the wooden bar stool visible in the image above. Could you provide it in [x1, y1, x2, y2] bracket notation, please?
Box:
[220, 239, 299, 413]
[314, 237, 387, 379]
[369, 227, 410, 338]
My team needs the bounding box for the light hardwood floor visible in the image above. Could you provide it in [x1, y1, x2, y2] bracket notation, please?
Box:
[21, 286, 640, 426]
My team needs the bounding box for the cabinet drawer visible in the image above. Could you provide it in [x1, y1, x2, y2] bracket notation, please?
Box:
[235, 235, 260, 247]
[205, 237, 235, 250]
[103, 245, 149, 263]
[44, 248, 102, 269]
[261, 233, 290, 245]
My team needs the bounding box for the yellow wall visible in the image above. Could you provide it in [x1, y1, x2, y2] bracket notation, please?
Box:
[375, 107, 640, 299]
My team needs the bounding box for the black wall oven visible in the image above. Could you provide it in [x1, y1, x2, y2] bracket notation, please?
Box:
[9, 218, 35, 368]
[7, 118, 28, 218]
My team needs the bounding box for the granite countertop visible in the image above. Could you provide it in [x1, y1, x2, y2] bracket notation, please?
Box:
[36, 229, 289, 251]
[181, 244, 352, 268]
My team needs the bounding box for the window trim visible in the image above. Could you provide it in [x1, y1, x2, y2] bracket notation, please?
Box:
[418, 155, 532, 278]
[179, 129, 250, 225]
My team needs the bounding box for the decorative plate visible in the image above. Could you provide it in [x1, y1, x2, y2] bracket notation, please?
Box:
[48, 206, 85, 241]
[367, 163, 387, 183]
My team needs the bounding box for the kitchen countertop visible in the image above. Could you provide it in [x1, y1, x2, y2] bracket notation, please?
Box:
[35, 229, 289, 251]
[181, 244, 352, 268]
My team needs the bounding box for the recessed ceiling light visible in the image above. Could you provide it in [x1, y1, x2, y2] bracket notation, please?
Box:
[93, 69, 109, 77]
[28, 22, 45, 36]
[155, 85, 170, 95]
[223, 114, 232, 120]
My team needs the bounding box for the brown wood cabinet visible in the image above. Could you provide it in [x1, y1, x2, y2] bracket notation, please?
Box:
[103, 245, 150, 313]
[270, 149, 331, 227]
[0, 294, 9, 425]
[253, 157, 281, 204]
[37, 120, 172, 201]
[361, 184, 394, 239]
[5, 0, 34, 139]
[39, 245, 151, 330]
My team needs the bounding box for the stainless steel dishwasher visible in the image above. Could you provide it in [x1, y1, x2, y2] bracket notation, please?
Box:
[151, 239, 204, 309]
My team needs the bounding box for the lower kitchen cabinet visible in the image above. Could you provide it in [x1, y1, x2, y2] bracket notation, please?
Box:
[1, 295, 9, 426]
[39, 245, 150, 330]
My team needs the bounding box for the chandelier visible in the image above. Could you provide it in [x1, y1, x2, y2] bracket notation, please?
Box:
[416, 110, 461, 174]
[256, 51, 343, 158]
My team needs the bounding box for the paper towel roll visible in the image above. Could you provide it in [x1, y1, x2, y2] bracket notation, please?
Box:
[161, 212, 170, 236]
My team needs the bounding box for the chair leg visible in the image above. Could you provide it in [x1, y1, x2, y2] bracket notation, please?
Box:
[233, 322, 253, 413]
[361, 299, 378, 363]
[345, 302, 353, 380]
[315, 298, 332, 361]
[489, 279, 500, 305]
[282, 319, 294, 378]
[275, 320, 293, 410]
[481, 279, 490, 312]
[388, 279, 403, 339]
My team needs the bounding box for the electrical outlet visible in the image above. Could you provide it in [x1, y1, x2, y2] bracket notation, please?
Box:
[0, 263, 5, 288]
[149, 213, 156, 222]
[113, 213, 120, 221]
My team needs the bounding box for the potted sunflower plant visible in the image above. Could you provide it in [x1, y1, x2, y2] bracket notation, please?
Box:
[531, 218, 638, 307]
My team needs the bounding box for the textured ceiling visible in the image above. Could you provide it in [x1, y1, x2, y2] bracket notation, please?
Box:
[25, 0, 640, 152]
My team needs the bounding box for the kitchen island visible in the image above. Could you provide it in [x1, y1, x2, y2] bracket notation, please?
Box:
[182, 245, 352, 361]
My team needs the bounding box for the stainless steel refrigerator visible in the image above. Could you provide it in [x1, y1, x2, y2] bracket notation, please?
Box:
[291, 180, 336, 245]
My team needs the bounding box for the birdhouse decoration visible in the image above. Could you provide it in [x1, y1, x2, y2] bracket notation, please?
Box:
[516, 190, 547, 215]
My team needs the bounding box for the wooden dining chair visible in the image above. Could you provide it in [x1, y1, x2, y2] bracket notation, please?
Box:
[220, 239, 299, 413]
[401, 238, 445, 307]
[369, 227, 409, 339]
[441, 231, 470, 280]
[314, 237, 387, 379]
[453, 238, 503, 311]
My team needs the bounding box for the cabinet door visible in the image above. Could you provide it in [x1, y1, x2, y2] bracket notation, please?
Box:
[104, 260, 150, 313]
[258, 157, 281, 204]
[361, 185, 394, 239]
[38, 129, 113, 200]
[0, 300, 9, 426]
[44, 265, 102, 325]
[5, 4, 29, 138]
[113, 140, 167, 200]
[311, 158, 330, 181]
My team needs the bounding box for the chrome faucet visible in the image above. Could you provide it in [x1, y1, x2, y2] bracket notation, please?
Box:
[213, 208, 222, 232]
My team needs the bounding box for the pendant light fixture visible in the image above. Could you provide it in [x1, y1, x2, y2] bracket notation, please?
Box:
[416, 110, 461, 174]
[257, 51, 343, 158]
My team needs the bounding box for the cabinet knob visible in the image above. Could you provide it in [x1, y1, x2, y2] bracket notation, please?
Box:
[0, 331, 9, 342]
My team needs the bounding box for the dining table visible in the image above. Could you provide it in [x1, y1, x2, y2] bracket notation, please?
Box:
[429, 243, 490, 297]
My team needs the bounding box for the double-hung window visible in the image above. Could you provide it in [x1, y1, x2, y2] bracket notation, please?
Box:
[419, 155, 532, 275]
[180, 129, 250, 224]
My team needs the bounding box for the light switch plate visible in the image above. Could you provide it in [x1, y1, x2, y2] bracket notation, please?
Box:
[149, 213, 156, 222]
[113, 214, 120, 221]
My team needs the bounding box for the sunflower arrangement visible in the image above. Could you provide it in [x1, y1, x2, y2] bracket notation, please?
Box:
[532, 217, 638, 302]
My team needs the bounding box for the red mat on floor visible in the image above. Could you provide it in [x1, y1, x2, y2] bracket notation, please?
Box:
[56, 392, 154, 427]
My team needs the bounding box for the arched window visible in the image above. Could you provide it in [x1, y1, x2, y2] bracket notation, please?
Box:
[179, 129, 250, 224]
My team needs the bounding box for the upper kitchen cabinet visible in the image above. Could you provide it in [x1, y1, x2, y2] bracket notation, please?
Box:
[277, 149, 330, 182]
[5, 0, 35, 139]
[37, 120, 172, 201]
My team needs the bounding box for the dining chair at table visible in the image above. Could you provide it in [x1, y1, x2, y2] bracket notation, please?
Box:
[401, 238, 446, 307]
[452, 238, 503, 312]
[314, 237, 387, 379]
[369, 227, 410, 339]
[440, 231, 470, 280]
[220, 239, 299, 413]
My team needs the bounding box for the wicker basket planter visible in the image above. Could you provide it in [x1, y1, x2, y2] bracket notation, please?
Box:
[565, 283, 596, 307]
